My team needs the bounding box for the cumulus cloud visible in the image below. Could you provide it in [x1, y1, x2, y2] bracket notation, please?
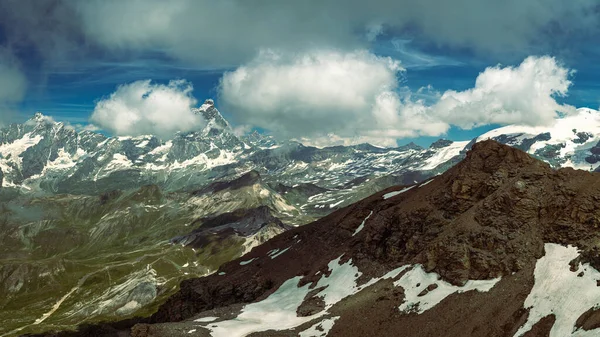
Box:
[90, 80, 201, 138]
[219, 49, 444, 147]
[0, 50, 27, 126]
[219, 53, 573, 147]
[432, 56, 574, 128]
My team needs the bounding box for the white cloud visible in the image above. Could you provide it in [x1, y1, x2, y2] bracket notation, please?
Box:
[219, 53, 574, 147]
[232, 124, 252, 137]
[71, 123, 100, 132]
[90, 79, 201, 138]
[220, 49, 431, 147]
[82, 124, 100, 132]
[0, 63, 26, 103]
[71, 0, 362, 67]
[432, 56, 574, 128]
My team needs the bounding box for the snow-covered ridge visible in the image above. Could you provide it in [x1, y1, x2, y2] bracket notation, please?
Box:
[5, 106, 600, 197]
[0, 109, 472, 194]
[420, 141, 470, 170]
[477, 108, 600, 170]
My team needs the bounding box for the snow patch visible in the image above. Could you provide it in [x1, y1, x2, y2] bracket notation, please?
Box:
[200, 256, 407, 337]
[270, 247, 291, 259]
[0, 133, 44, 168]
[136, 140, 150, 148]
[419, 179, 434, 187]
[194, 316, 219, 323]
[299, 316, 340, 337]
[240, 258, 258, 266]
[394, 265, 500, 314]
[44, 148, 85, 172]
[383, 185, 415, 200]
[514, 243, 600, 337]
[169, 149, 238, 171]
[104, 153, 133, 172]
[118, 300, 140, 313]
[204, 277, 319, 337]
[477, 108, 600, 171]
[314, 257, 362, 309]
[353, 211, 373, 236]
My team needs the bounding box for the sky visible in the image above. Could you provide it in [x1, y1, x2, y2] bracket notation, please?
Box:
[0, 0, 600, 147]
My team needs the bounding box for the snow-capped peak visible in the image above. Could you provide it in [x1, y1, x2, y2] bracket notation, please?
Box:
[475, 108, 600, 170]
[27, 112, 56, 126]
[192, 99, 232, 134]
[195, 99, 217, 115]
[200, 98, 215, 110]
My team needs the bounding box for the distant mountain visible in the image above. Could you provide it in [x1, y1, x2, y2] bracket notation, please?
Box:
[0, 99, 470, 211]
[4, 105, 600, 199]
[475, 108, 600, 171]
[42, 140, 600, 337]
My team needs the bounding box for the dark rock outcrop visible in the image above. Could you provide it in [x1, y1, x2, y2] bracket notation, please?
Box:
[429, 139, 453, 149]
[193, 170, 261, 195]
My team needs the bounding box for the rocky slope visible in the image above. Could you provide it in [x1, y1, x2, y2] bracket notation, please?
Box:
[32, 140, 600, 337]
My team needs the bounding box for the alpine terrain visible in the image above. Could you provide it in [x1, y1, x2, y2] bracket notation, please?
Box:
[3, 1, 600, 336]
[4, 101, 600, 336]
[26, 140, 600, 337]
[0, 100, 466, 336]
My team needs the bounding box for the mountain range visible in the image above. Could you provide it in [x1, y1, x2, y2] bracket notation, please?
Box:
[4, 101, 600, 336]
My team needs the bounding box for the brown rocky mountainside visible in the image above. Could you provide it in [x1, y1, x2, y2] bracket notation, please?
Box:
[31, 140, 600, 337]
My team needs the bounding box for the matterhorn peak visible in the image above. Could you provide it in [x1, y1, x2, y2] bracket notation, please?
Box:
[32, 111, 46, 121]
[193, 98, 230, 130]
[197, 98, 215, 112]
[27, 111, 55, 126]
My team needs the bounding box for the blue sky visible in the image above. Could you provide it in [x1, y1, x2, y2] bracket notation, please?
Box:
[14, 49, 592, 147]
[1, 0, 599, 147]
